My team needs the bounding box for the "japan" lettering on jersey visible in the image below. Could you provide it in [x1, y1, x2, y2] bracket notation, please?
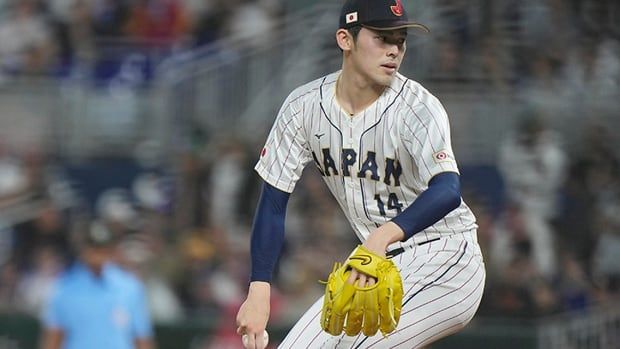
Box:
[255, 71, 477, 248]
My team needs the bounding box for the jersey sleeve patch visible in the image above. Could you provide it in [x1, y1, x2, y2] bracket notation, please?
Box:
[433, 150, 453, 163]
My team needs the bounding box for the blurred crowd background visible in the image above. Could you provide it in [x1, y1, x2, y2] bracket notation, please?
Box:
[0, 0, 619, 348]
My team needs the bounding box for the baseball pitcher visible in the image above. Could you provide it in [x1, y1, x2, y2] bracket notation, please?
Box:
[236, 0, 486, 348]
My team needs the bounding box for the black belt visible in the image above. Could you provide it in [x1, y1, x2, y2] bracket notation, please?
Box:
[386, 237, 441, 258]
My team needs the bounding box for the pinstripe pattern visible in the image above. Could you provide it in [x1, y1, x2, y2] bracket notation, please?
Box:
[254, 70, 484, 348]
[256, 72, 476, 246]
[278, 233, 485, 349]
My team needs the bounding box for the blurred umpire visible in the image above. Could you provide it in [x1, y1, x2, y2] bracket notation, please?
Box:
[41, 220, 154, 349]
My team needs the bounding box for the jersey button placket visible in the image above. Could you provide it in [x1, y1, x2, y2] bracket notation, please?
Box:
[344, 129, 355, 191]
[346, 136, 355, 188]
[346, 120, 359, 218]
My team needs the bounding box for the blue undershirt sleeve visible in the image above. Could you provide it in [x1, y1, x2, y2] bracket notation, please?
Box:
[250, 182, 290, 283]
[391, 172, 462, 241]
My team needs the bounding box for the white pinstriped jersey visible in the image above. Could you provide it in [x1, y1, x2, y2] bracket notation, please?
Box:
[255, 71, 477, 250]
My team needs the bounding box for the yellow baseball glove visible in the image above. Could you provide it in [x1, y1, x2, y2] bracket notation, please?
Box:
[320, 245, 403, 337]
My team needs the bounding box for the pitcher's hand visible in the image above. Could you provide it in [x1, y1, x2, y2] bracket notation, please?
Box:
[347, 221, 405, 285]
[236, 281, 270, 349]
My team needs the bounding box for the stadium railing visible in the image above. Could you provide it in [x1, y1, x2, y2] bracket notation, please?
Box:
[536, 304, 620, 349]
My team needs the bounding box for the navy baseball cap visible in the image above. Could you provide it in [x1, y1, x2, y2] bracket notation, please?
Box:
[339, 0, 429, 32]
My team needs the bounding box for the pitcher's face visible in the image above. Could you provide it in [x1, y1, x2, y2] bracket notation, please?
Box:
[350, 27, 407, 86]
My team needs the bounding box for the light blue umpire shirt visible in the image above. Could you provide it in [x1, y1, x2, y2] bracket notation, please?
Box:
[44, 262, 153, 349]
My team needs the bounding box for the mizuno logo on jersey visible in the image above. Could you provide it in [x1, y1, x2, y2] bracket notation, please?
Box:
[311, 149, 402, 186]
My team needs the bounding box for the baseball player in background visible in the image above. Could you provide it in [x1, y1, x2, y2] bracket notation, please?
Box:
[236, 0, 486, 348]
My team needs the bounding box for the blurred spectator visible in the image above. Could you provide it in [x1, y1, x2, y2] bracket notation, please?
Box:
[589, 38, 620, 99]
[173, 228, 218, 313]
[498, 112, 566, 278]
[558, 37, 620, 112]
[560, 123, 618, 270]
[0, 0, 56, 77]
[15, 246, 64, 315]
[433, 0, 475, 78]
[124, 0, 189, 44]
[132, 172, 168, 214]
[482, 248, 557, 318]
[13, 201, 71, 273]
[90, 0, 129, 38]
[518, 0, 574, 57]
[173, 127, 211, 230]
[48, 0, 95, 73]
[486, 203, 526, 277]
[117, 232, 185, 324]
[577, 0, 618, 38]
[0, 153, 28, 203]
[225, 0, 278, 49]
[0, 225, 12, 266]
[559, 38, 599, 100]
[41, 220, 154, 349]
[429, 36, 465, 80]
[0, 260, 19, 311]
[189, 0, 233, 47]
[590, 161, 620, 295]
[474, 34, 514, 91]
[206, 138, 252, 234]
[556, 252, 593, 311]
[96, 188, 139, 233]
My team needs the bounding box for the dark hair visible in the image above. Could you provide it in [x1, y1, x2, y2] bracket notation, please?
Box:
[338, 25, 362, 52]
[348, 25, 362, 42]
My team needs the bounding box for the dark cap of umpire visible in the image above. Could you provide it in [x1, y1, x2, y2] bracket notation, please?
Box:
[339, 0, 429, 32]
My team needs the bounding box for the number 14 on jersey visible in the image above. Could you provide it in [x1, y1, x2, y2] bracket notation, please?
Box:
[375, 193, 403, 216]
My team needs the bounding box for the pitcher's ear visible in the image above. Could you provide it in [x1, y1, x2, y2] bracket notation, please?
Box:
[336, 28, 353, 51]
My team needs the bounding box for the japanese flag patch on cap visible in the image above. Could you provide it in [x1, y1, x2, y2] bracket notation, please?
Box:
[346, 12, 358, 24]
